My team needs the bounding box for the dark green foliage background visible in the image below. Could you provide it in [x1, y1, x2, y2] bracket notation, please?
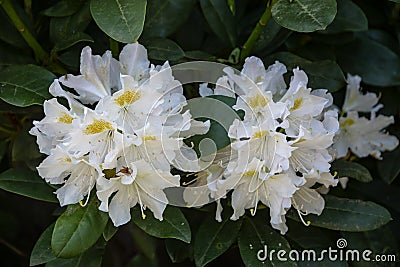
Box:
[0, 0, 399, 266]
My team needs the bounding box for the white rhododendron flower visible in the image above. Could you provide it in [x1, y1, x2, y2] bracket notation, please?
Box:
[184, 57, 340, 234]
[31, 43, 398, 235]
[31, 42, 209, 226]
[334, 74, 398, 159]
[96, 160, 180, 226]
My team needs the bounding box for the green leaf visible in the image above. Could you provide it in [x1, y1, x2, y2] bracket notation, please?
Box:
[194, 216, 242, 267]
[42, 0, 84, 17]
[377, 146, 400, 184]
[184, 51, 215, 61]
[238, 217, 297, 267]
[287, 196, 392, 232]
[46, 239, 106, 267]
[53, 32, 93, 52]
[165, 239, 193, 263]
[264, 52, 346, 92]
[90, 0, 147, 43]
[0, 42, 35, 66]
[336, 36, 400, 86]
[143, 38, 185, 61]
[142, 0, 196, 38]
[0, 140, 8, 163]
[200, 0, 237, 48]
[0, 168, 57, 203]
[331, 160, 373, 183]
[272, 0, 337, 32]
[102, 220, 118, 241]
[30, 223, 57, 266]
[12, 126, 42, 169]
[0, 64, 55, 107]
[253, 20, 282, 53]
[131, 206, 191, 243]
[49, 1, 92, 45]
[341, 226, 399, 267]
[51, 198, 108, 258]
[286, 220, 332, 249]
[323, 0, 367, 33]
[125, 254, 158, 267]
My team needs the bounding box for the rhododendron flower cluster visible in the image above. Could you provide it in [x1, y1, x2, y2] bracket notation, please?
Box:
[31, 43, 398, 234]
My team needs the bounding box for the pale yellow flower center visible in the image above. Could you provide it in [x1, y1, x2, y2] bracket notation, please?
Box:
[290, 97, 303, 111]
[243, 170, 257, 177]
[252, 130, 268, 139]
[114, 90, 141, 107]
[340, 118, 355, 128]
[57, 112, 74, 124]
[84, 119, 114, 134]
[248, 94, 268, 108]
[142, 136, 156, 141]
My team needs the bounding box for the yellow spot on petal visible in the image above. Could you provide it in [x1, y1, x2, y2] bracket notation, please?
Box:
[83, 119, 114, 135]
[114, 90, 141, 107]
[58, 157, 72, 163]
[142, 213, 146, 219]
[252, 130, 267, 139]
[142, 136, 156, 141]
[58, 112, 74, 124]
[243, 170, 257, 177]
[290, 97, 303, 111]
[248, 94, 268, 108]
[79, 201, 84, 207]
[340, 118, 354, 128]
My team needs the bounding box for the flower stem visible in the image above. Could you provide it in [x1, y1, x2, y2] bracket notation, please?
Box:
[109, 38, 119, 58]
[0, 0, 48, 64]
[240, 0, 277, 63]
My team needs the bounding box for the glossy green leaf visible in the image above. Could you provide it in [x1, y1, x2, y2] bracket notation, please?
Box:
[129, 224, 158, 260]
[185, 51, 216, 61]
[0, 42, 35, 66]
[30, 223, 57, 266]
[132, 206, 191, 243]
[42, 0, 84, 17]
[331, 160, 373, 183]
[238, 217, 297, 267]
[51, 198, 108, 258]
[323, 0, 367, 33]
[272, 0, 337, 32]
[165, 239, 193, 263]
[144, 38, 185, 61]
[12, 126, 42, 169]
[53, 32, 93, 52]
[194, 216, 242, 267]
[377, 146, 400, 184]
[336, 36, 400, 86]
[287, 196, 392, 232]
[90, 0, 146, 43]
[49, 1, 92, 45]
[46, 239, 106, 267]
[0, 168, 57, 203]
[142, 0, 196, 38]
[0, 64, 55, 107]
[341, 226, 399, 267]
[0, 140, 7, 163]
[102, 220, 118, 241]
[200, 0, 237, 48]
[253, 20, 282, 53]
[125, 254, 158, 267]
[264, 52, 346, 92]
